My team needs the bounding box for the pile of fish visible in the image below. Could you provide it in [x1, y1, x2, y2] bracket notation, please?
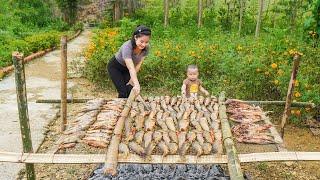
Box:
[56, 98, 126, 150]
[119, 96, 221, 158]
[227, 100, 276, 144]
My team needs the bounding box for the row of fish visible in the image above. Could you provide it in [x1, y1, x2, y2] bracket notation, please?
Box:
[120, 128, 218, 158]
[227, 99, 276, 144]
[120, 96, 221, 157]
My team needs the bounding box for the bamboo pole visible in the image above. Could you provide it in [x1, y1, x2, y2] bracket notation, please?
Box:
[12, 52, 36, 180]
[1, 151, 320, 164]
[164, 0, 169, 27]
[61, 36, 68, 132]
[281, 54, 301, 138]
[104, 90, 137, 175]
[198, 0, 203, 27]
[219, 91, 244, 180]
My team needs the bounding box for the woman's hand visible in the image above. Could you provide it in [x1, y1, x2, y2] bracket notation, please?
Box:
[126, 79, 134, 86]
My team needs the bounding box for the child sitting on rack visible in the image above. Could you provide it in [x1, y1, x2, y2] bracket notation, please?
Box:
[181, 64, 209, 98]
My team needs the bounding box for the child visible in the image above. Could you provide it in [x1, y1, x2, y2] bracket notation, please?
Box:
[181, 64, 209, 98]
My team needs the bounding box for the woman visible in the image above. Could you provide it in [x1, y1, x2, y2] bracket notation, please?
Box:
[107, 25, 151, 98]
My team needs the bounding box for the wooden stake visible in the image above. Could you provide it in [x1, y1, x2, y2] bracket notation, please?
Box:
[219, 92, 244, 180]
[60, 36, 67, 132]
[164, 0, 169, 27]
[281, 54, 301, 138]
[12, 52, 36, 180]
[198, 0, 203, 27]
[238, 0, 244, 35]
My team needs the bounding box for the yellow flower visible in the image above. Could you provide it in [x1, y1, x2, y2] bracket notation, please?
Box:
[294, 80, 299, 87]
[264, 71, 270, 76]
[274, 80, 279, 85]
[277, 69, 284, 76]
[294, 91, 301, 97]
[291, 110, 295, 114]
[155, 50, 161, 57]
[236, 45, 243, 51]
[256, 68, 261, 72]
[271, 63, 277, 69]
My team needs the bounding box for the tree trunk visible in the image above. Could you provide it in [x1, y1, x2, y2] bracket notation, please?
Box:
[114, 0, 121, 22]
[255, 0, 264, 38]
[238, 0, 244, 35]
[198, 0, 203, 27]
[164, 0, 169, 27]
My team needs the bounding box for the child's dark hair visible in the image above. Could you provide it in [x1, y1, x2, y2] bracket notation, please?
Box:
[131, 25, 151, 49]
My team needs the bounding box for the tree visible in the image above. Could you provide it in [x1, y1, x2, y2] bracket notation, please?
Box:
[55, 0, 79, 25]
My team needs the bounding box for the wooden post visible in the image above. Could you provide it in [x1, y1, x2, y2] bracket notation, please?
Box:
[164, 0, 169, 27]
[12, 52, 36, 180]
[61, 36, 67, 132]
[255, 0, 264, 38]
[198, 0, 203, 27]
[219, 91, 244, 180]
[280, 54, 301, 138]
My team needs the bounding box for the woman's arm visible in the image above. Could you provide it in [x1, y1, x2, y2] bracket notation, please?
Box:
[135, 57, 145, 73]
[124, 58, 140, 94]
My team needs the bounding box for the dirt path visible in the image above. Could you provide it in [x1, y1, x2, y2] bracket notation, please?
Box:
[0, 29, 91, 180]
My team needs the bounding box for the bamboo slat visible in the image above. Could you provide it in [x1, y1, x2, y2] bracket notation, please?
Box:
[1, 151, 320, 164]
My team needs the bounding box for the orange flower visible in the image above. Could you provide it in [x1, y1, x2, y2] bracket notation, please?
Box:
[271, 63, 277, 69]
[295, 110, 301, 116]
[294, 92, 301, 98]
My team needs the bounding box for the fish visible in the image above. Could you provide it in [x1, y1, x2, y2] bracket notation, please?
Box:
[207, 105, 214, 113]
[162, 131, 171, 144]
[179, 142, 191, 156]
[202, 143, 212, 155]
[124, 117, 135, 142]
[204, 97, 211, 106]
[198, 96, 205, 105]
[192, 141, 203, 156]
[156, 117, 168, 131]
[82, 140, 106, 148]
[196, 133, 205, 145]
[196, 111, 204, 120]
[144, 131, 154, 148]
[58, 143, 76, 149]
[165, 96, 171, 105]
[158, 141, 169, 156]
[199, 117, 210, 131]
[135, 114, 145, 131]
[178, 131, 187, 148]
[179, 119, 190, 131]
[173, 105, 180, 113]
[145, 110, 157, 131]
[191, 120, 203, 132]
[186, 131, 197, 142]
[129, 142, 145, 156]
[130, 109, 138, 118]
[147, 96, 154, 102]
[165, 117, 176, 131]
[170, 97, 177, 106]
[119, 143, 129, 157]
[201, 105, 209, 112]
[203, 130, 214, 144]
[153, 130, 163, 143]
[154, 96, 160, 104]
[145, 142, 156, 156]
[168, 131, 178, 143]
[135, 131, 144, 144]
[176, 109, 185, 120]
[160, 100, 168, 111]
[167, 142, 178, 154]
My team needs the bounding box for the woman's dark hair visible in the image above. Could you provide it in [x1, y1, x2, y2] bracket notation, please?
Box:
[131, 25, 151, 49]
